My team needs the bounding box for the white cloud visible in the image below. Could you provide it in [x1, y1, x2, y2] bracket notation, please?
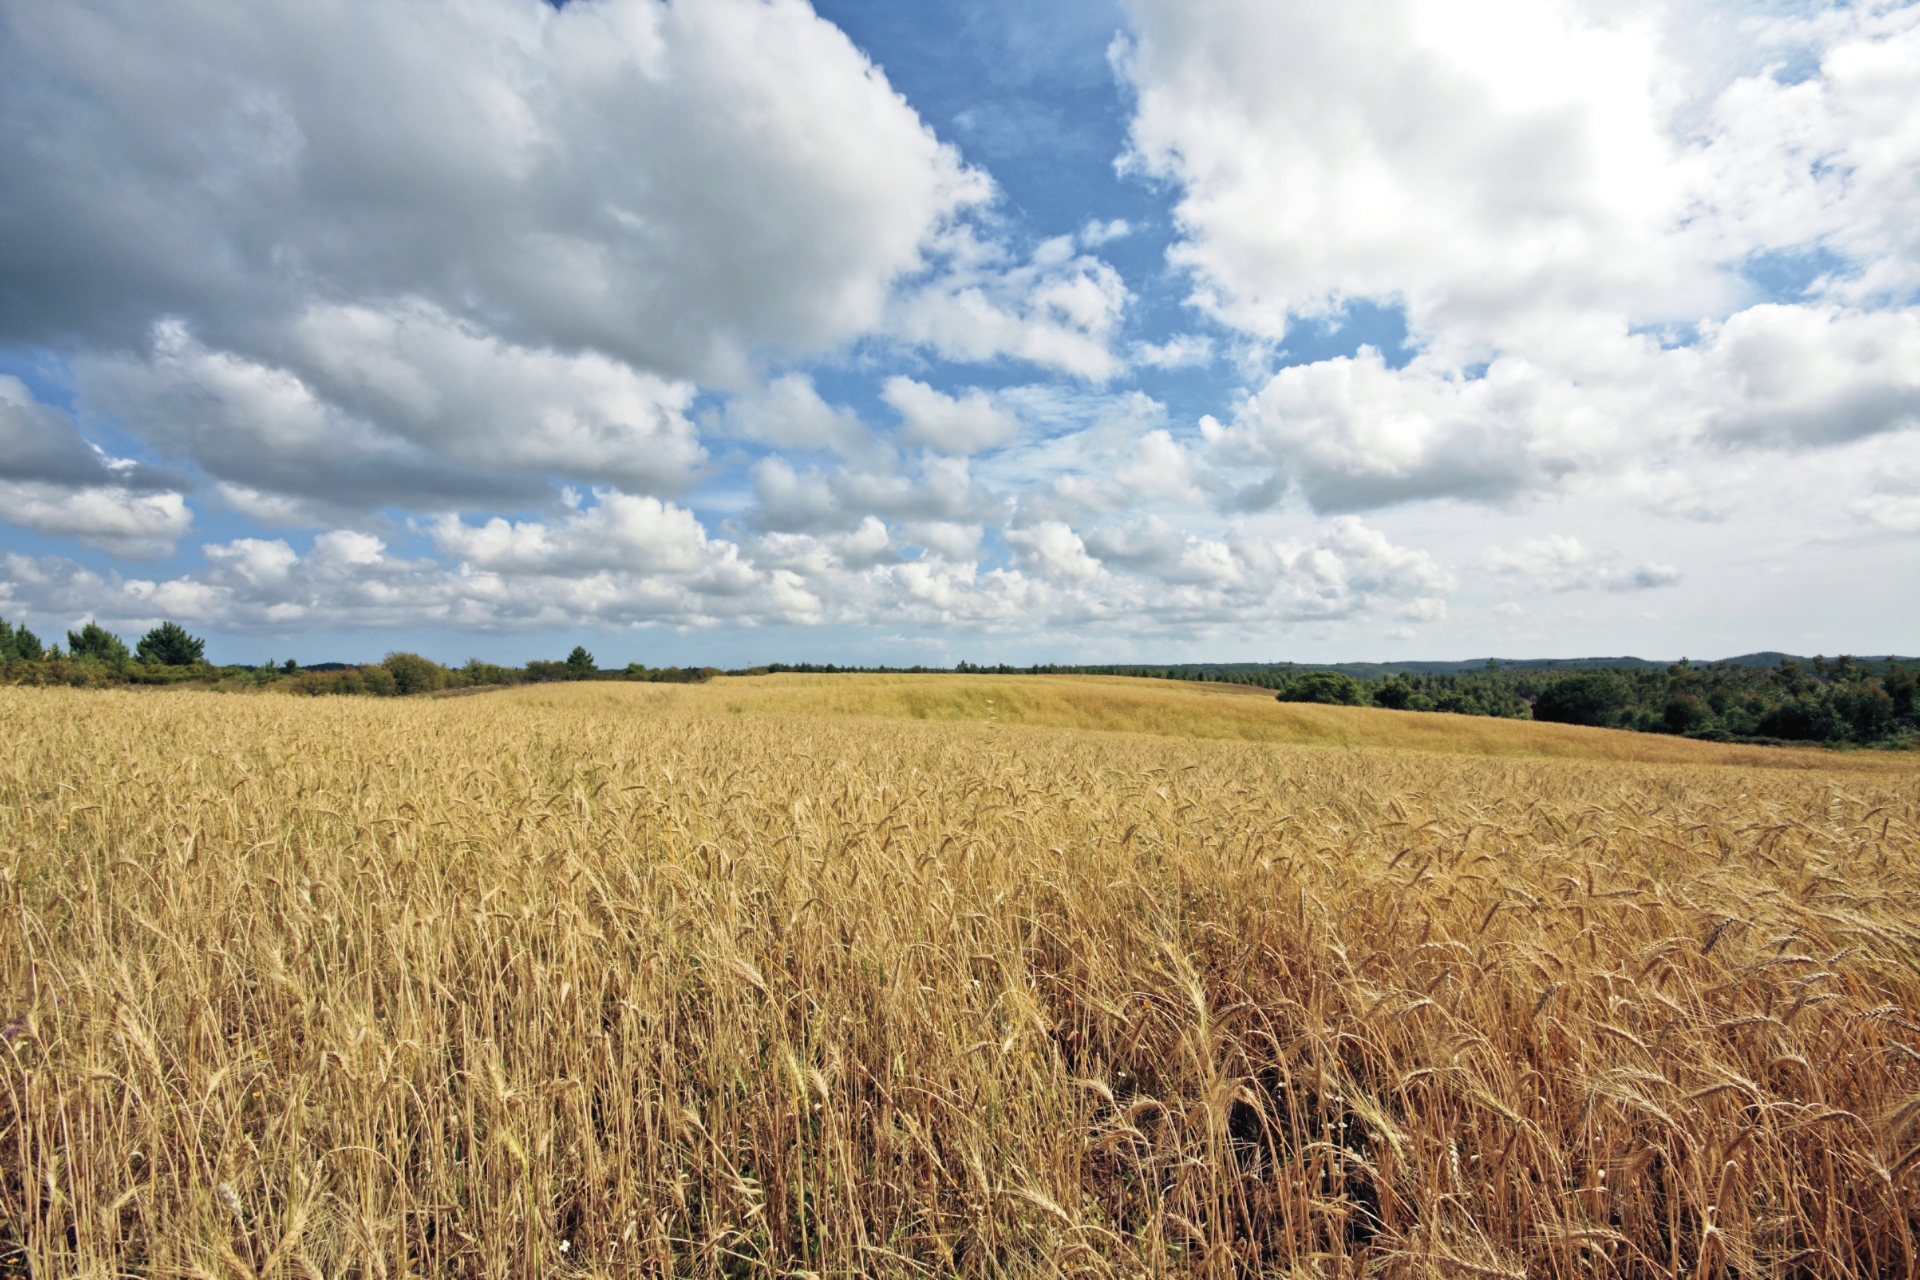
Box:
[0, 504, 1458, 643]
[0, 375, 193, 557]
[0, 483, 192, 560]
[1116, 429, 1212, 505]
[1693, 6, 1920, 304]
[429, 493, 731, 578]
[0, 0, 985, 383]
[1200, 348, 1593, 510]
[1004, 521, 1103, 584]
[715, 373, 876, 460]
[0, 0, 1011, 521]
[77, 307, 708, 508]
[1480, 534, 1682, 593]
[1124, 0, 1920, 517]
[1852, 494, 1920, 533]
[1133, 334, 1214, 369]
[1697, 304, 1920, 445]
[889, 232, 1130, 380]
[1121, 0, 1711, 353]
[1084, 516, 1239, 585]
[900, 521, 985, 562]
[882, 377, 1020, 455]
[748, 455, 1002, 535]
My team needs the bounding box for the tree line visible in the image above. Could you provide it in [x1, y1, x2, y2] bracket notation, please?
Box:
[0, 621, 721, 693]
[6, 618, 1913, 748]
[1266, 657, 1916, 747]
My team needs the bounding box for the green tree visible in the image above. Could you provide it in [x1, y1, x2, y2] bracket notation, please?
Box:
[1275, 670, 1364, 706]
[1662, 693, 1711, 734]
[565, 646, 596, 677]
[1372, 679, 1437, 712]
[1532, 672, 1632, 727]
[1757, 699, 1841, 741]
[0, 618, 43, 663]
[135, 621, 206, 666]
[67, 622, 131, 664]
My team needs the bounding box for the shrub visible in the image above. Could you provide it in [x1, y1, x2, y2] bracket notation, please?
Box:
[384, 652, 448, 695]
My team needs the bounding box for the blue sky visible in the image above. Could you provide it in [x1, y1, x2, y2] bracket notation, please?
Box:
[0, 0, 1916, 667]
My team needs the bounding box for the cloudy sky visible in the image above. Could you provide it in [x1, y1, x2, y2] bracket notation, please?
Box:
[1, 0, 1916, 667]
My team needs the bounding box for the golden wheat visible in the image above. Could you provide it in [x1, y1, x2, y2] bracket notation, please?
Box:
[1, 679, 1916, 1278]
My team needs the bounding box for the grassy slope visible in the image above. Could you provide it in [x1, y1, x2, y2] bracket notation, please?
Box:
[534, 672, 1915, 771]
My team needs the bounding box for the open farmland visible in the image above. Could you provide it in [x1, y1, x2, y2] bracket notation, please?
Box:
[2, 677, 1918, 1278]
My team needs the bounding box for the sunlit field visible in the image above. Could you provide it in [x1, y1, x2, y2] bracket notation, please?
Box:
[3, 677, 1917, 1278]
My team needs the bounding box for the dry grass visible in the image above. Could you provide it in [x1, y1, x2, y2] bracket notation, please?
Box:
[2, 680, 1917, 1279]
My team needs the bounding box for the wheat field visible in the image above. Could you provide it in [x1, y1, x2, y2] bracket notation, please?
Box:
[2, 677, 1917, 1279]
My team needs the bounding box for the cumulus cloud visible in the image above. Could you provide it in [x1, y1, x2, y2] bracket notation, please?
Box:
[889, 232, 1131, 381]
[1697, 304, 1920, 446]
[1200, 347, 1597, 511]
[0, 502, 1454, 641]
[882, 378, 1020, 455]
[1121, 0, 1712, 351]
[1125, 0, 1920, 516]
[78, 305, 710, 510]
[0, 0, 984, 381]
[75, 321, 531, 511]
[715, 374, 877, 460]
[0, 375, 193, 557]
[1116, 429, 1214, 505]
[429, 493, 736, 579]
[748, 455, 1000, 534]
[0, 484, 192, 560]
[1480, 535, 1682, 593]
[0, 0, 1013, 523]
[1083, 517, 1238, 585]
[1004, 521, 1103, 584]
[900, 521, 985, 563]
